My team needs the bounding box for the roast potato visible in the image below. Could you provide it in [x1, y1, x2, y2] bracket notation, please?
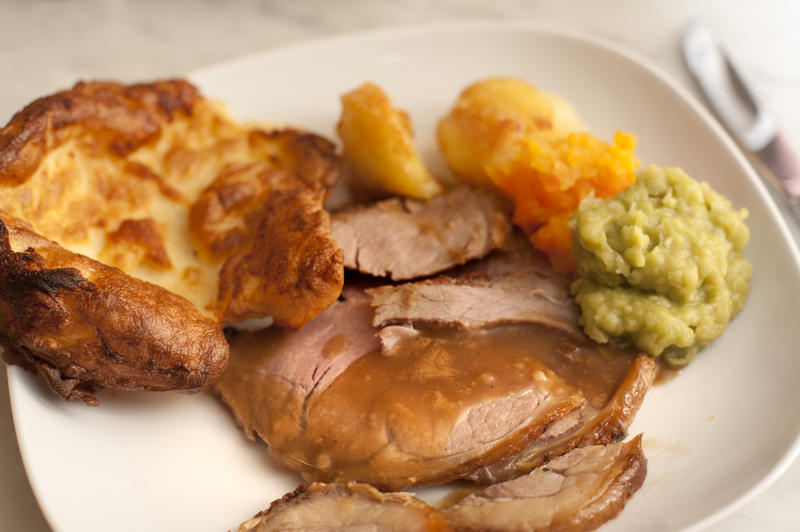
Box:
[338, 82, 442, 200]
[437, 77, 583, 186]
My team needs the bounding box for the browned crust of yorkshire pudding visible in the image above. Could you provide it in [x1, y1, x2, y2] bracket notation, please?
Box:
[0, 216, 228, 405]
[188, 129, 343, 327]
[0, 78, 343, 404]
[216, 187, 344, 328]
[0, 80, 200, 186]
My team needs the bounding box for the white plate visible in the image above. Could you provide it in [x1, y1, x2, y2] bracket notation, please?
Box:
[9, 21, 800, 532]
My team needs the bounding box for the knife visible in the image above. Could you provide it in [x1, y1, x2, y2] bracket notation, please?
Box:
[682, 22, 800, 225]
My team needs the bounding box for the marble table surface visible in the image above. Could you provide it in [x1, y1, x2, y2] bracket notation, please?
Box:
[1, 1, 798, 530]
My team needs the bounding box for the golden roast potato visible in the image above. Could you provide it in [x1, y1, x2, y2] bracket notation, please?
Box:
[338, 82, 442, 200]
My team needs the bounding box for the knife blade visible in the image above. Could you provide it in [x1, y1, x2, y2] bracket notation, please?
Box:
[682, 21, 800, 225]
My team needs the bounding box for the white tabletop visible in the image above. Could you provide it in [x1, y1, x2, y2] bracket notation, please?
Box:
[1, 1, 799, 530]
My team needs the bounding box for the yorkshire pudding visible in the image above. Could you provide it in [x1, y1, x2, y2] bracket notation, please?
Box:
[0, 79, 343, 404]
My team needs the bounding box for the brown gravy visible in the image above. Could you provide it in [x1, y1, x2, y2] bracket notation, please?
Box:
[273, 323, 632, 478]
[308, 323, 637, 456]
[305, 324, 573, 463]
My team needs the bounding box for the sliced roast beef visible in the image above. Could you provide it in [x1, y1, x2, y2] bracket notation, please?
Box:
[454, 227, 565, 280]
[367, 271, 581, 337]
[331, 187, 509, 281]
[238, 438, 646, 532]
[470, 354, 655, 484]
[444, 436, 647, 532]
[215, 291, 379, 445]
[238, 482, 450, 532]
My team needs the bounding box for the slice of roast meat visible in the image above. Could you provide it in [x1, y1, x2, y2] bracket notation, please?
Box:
[470, 354, 655, 484]
[455, 227, 567, 280]
[331, 187, 509, 281]
[216, 290, 378, 446]
[367, 271, 582, 337]
[443, 436, 647, 532]
[238, 482, 450, 532]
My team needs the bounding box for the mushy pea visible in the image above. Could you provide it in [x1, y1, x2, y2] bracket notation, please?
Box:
[570, 165, 752, 366]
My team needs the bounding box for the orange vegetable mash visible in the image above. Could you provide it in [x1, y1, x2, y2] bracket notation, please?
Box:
[437, 78, 639, 272]
[488, 131, 639, 272]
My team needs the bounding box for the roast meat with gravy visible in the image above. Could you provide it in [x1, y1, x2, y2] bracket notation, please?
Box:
[217, 241, 653, 490]
[443, 436, 647, 531]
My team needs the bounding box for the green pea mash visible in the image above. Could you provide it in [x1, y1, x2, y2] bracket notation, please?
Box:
[571, 165, 752, 366]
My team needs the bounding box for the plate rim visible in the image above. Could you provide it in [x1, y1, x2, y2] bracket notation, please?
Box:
[9, 19, 800, 532]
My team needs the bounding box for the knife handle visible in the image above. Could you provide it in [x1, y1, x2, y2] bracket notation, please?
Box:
[756, 131, 800, 197]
